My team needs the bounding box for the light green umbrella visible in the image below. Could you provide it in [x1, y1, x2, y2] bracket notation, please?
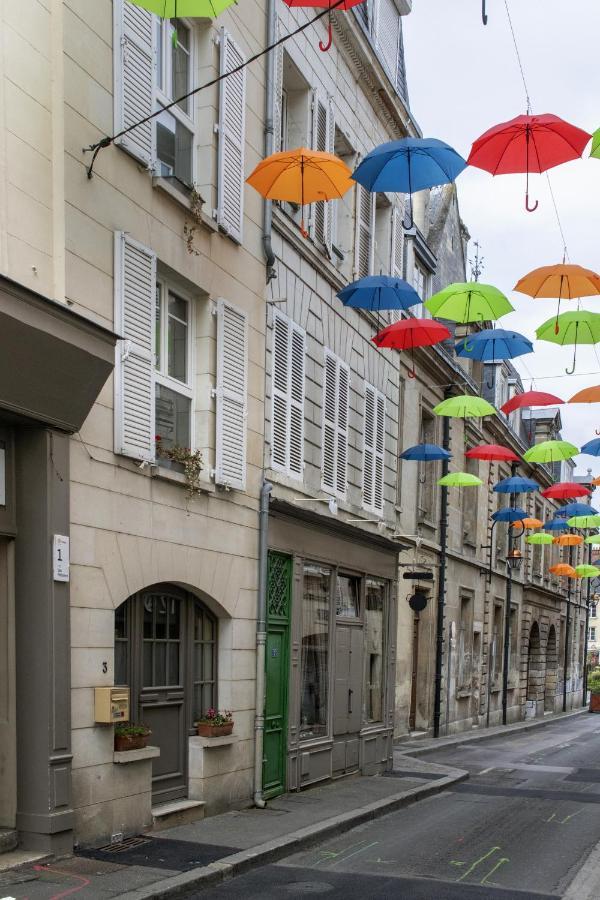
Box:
[523, 439, 579, 464]
[424, 282, 513, 324]
[585, 534, 600, 544]
[535, 310, 600, 374]
[433, 394, 496, 419]
[591, 127, 600, 160]
[526, 533, 554, 545]
[574, 564, 600, 578]
[567, 514, 600, 529]
[128, 0, 236, 17]
[437, 472, 483, 487]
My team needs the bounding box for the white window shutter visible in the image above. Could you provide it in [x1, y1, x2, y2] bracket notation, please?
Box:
[355, 184, 374, 278]
[390, 206, 404, 323]
[271, 312, 305, 478]
[375, 0, 400, 84]
[113, 0, 155, 166]
[336, 362, 349, 496]
[374, 390, 386, 513]
[289, 325, 305, 477]
[272, 20, 284, 154]
[216, 299, 248, 490]
[322, 352, 349, 497]
[114, 231, 156, 461]
[217, 28, 246, 244]
[363, 383, 385, 514]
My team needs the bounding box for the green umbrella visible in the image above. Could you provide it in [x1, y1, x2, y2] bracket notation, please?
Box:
[574, 564, 600, 578]
[567, 514, 600, 529]
[591, 127, 600, 160]
[526, 533, 554, 545]
[535, 310, 600, 374]
[585, 534, 600, 544]
[437, 472, 483, 487]
[433, 394, 496, 419]
[523, 439, 579, 464]
[425, 282, 513, 323]
[128, 0, 236, 17]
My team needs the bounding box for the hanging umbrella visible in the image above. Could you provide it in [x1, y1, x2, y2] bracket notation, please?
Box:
[567, 514, 600, 529]
[492, 507, 527, 523]
[544, 518, 568, 531]
[591, 127, 600, 160]
[535, 310, 600, 374]
[493, 476, 539, 494]
[425, 282, 513, 324]
[541, 482, 591, 499]
[128, 0, 236, 15]
[500, 390, 564, 416]
[556, 502, 599, 518]
[570, 386, 600, 404]
[467, 113, 591, 212]
[593, 476, 600, 487]
[555, 534, 584, 546]
[514, 264, 600, 334]
[281, 0, 365, 52]
[372, 319, 451, 378]
[338, 276, 421, 313]
[523, 439, 579, 464]
[247, 148, 354, 236]
[400, 444, 451, 461]
[433, 394, 496, 419]
[549, 563, 578, 577]
[574, 564, 600, 578]
[455, 328, 532, 362]
[527, 533, 554, 545]
[465, 444, 519, 462]
[585, 534, 600, 544]
[438, 472, 483, 487]
[511, 517, 543, 529]
[581, 438, 600, 456]
[351, 138, 467, 229]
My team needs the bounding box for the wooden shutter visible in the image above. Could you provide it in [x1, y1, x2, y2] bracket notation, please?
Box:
[390, 206, 404, 323]
[215, 299, 247, 490]
[336, 362, 349, 496]
[363, 383, 385, 513]
[322, 352, 349, 497]
[289, 325, 305, 477]
[374, 390, 386, 513]
[375, 0, 400, 84]
[114, 232, 156, 461]
[217, 28, 246, 244]
[355, 184, 374, 278]
[312, 95, 333, 249]
[271, 312, 305, 478]
[113, 0, 155, 166]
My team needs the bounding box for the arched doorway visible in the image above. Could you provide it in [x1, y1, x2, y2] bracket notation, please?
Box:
[544, 626, 558, 713]
[526, 622, 544, 709]
[115, 584, 217, 804]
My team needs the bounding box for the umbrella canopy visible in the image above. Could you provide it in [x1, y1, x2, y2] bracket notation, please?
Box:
[541, 482, 591, 499]
[549, 563, 577, 577]
[500, 390, 564, 415]
[493, 476, 539, 494]
[593, 476, 600, 487]
[556, 502, 599, 517]
[465, 444, 519, 462]
[526, 533, 554, 545]
[492, 507, 527, 523]
[400, 444, 451, 462]
[574, 565, 600, 578]
[570, 386, 600, 404]
[523, 440, 579, 464]
[514, 263, 600, 331]
[454, 328, 533, 362]
[555, 534, 584, 546]
[567, 515, 600, 529]
[128, 0, 235, 15]
[535, 310, 600, 374]
[438, 472, 482, 487]
[338, 276, 421, 313]
[351, 138, 466, 228]
[424, 282, 513, 324]
[581, 438, 600, 457]
[511, 517, 543, 529]
[585, 534, 600, 544]
[433, 394, 496, 419]
[467, 113, 591, 212]
[372, 319, 451, 377]
[544, 518, 568, 531]
[591, 127, 600, 160]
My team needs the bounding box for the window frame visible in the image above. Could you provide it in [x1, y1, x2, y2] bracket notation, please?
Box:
[154, 16, 196, 188]
[154, 274, 194, 451]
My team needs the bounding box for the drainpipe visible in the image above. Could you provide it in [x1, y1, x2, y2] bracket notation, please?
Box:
[583, 541, 592, 707]
[262, 0, 277, 282]
[563, 542, 573, 713]
[433, 388, 452, 738]
[254, 479, 272, 808]
[501, 462, 519, 726]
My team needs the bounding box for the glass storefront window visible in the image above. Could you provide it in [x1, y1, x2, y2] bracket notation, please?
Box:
[364, 578, 385, 723]
[336, 574, 360, 618]
[300, 564, 331, 740]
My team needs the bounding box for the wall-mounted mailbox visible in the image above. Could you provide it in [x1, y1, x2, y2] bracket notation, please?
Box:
[95, 686, 130, 724]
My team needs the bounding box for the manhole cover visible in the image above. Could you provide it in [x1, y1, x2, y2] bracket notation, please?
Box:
[282, 882, 334, 894]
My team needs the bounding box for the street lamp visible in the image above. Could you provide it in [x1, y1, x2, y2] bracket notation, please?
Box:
[506, 548, 523, 572]
[502, 546, 523, 725]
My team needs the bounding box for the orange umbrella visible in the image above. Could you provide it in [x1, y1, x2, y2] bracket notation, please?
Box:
[511, 517, 542, 529]
[593, 476, 600, 487]
[549, 563, 577, 577]
[554, 534, 584, 546]
[569, 386, 600, 403]
[246, 148, 354, 235]
[514, 263, 600, 333]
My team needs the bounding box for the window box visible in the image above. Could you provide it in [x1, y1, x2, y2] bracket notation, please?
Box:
[196, 722, 233, 738]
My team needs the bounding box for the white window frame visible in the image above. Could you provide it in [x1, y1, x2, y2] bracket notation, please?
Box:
[155, 275, 194, 449]
[154, 17, 196, 187]
[321, 349, 350, 500]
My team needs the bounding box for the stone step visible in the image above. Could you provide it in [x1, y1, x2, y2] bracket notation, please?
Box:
[151, 799, 206, 831]
[0, 828, 18, 855]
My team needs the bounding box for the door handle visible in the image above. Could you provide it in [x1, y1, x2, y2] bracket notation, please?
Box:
[348, 688, 353, 715]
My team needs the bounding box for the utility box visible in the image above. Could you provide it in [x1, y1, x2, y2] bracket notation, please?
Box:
[95, 686, 130, 724]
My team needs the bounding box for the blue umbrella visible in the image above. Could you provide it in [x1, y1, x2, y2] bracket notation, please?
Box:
[493, 476, 539, 494]
[338, 276, 421, 313]
[492, 507, 527, 523]
[455, 328, 533, 362]
[352, 138, 467, 228]
[400, 443, 451, 462]
[581, 438, 600, 457]
[556, 502, 599, 518]
[544, 518, 568, 531]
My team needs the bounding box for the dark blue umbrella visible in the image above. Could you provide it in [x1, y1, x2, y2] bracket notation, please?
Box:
[492, 507, 527, 523]
[581, 438, 600, 456]
[400, 443, 451, 461]
[556, 502, 599, 518]
[352, 138, 467, 228]
[338, 276, 421, 313]
[493, 476, 539, 493]
[455, 328, 533, 362]
[544, 518, 568, 531]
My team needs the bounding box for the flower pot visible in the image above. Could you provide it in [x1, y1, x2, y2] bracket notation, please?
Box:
[590, 692, 600, 713]
[196, 722, 233, 738]
[114, 733, 149, 752]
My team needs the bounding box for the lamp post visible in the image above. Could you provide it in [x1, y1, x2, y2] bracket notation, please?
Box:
[502, 546, 523, 725]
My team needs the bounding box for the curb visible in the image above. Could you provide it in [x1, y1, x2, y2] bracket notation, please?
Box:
[118, 769, 468, 899]
[395, 707, 588, 757]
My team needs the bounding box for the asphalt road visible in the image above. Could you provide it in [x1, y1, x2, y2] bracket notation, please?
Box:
[196, 714, 600, 899]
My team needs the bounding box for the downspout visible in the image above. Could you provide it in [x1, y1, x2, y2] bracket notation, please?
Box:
[501, 462, 518, 726]
[433, 388, 452, 738]
[263, 0, 277, 282]
[583, 541, 592, 707]
[254, 479, 272, 808]
[563, 542, 573, 713]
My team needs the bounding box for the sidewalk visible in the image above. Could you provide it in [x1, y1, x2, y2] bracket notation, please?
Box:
[0, 755, 466, 900]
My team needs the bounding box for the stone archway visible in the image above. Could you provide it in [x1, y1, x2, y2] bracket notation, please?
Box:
[544, 625, 558, 713]
[526, 622, 544, 711]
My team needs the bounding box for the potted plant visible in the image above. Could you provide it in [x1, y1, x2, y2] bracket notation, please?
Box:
[588, 670, 600, 713]
[155, 436, 203, 498]
[196, 708, 233, 738]
[114, 723, 151, 752]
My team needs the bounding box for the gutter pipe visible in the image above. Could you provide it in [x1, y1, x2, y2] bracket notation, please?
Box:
[262, 0, 277, 282]
[254, 479, 272, 808]
[433, 387, 452, 738]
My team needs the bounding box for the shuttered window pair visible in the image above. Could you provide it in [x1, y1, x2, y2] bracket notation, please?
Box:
[322, 352, 350, 498]
[271, 312, 306, 479]
[114, 232, 248, 491]
[113, 0, 246, 242]
[363, 384, 386, 514]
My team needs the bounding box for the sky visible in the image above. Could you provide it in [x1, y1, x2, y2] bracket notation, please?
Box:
[403, 0, 600, 476]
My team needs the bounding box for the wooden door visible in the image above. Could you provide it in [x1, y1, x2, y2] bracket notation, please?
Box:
[263, 553, 291, 800]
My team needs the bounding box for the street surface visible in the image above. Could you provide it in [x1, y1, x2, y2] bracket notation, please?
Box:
[196, 714, 600, 899]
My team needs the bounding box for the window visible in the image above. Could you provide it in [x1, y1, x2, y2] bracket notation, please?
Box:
[271, 312, 305, 478]
[155, 18, 194, 188]
[492, 603, 503, 683]
[417, 407, 436, 522]
[508, 604, 518, 680]
[462, 454, 479, 545]
[457, 595, 473, 691]
[591, 603, 597, 618]
[312, 95, 333, 248]
[590, 627, 597, 642]
[300, 564, 331, 740]
[364, 578, 385, 723]
[192, 601, 217, 720]
[275, 51, 312, 228]
[355, 0, 407, 100]
[532, 501, 544, 577]
[412, 259, 431, 318]
[336, 574, 360, 618]
[363, 383, 386, 514]
[496, 373, 509, 415]
[322, 351, 350, 497]
[154, 279, 192, 450]
[331, 128, 356, 278]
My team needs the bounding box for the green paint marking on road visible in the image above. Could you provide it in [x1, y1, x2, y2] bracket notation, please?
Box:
[313, 839, 373, 866]
[480, 857, 509, 885]
[328, 841, 380, 869]
[561, 808, 585, 824]
[455, 846, 501, 883]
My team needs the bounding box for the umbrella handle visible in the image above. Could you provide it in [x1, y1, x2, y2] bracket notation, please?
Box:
[482, 0, 488, 24]
[525, 192, 539, 213]
[319, 10, 333, 51]
[565, 347, 577, 375]
[595, 429, 600, 436]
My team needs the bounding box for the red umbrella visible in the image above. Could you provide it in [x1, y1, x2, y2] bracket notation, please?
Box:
[373, 319, 450, 378]
[281, 0, 364, 51]
[541, 482, 591, 500]
[465, 444, 519, 462]
[500, 390, 564, 416]
[468, 114, 591, 212]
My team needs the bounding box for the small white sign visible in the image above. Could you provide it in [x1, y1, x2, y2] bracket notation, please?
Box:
[53, 535, 70, 582]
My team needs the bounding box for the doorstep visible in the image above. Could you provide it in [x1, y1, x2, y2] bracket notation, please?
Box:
[0, 828, 17, 855]
[151, 799, 206, 831]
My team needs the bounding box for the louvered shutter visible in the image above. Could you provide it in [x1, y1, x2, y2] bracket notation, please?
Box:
[272, 20, 284, 153]
[114, 231, 156, 461]
[336, 363, 349, 496]
[289, 325, 305, 477]
[113, 0, 155, 166]
[373, 390, 386, 513]
[271, 312, 305, 478]
[390, 206, 404, 323]
[363, 383, 385, 514]
[355, 184, 374, 278]
[216, 299, 247, 490]
[322, 353, 337, 492]
[217, 29, 246, 243]
[375, 0, 400, 84]
[271, 313, 290, 472]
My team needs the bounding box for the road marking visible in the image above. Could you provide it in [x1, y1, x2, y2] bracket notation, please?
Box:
[480, 857, 510, 885]
[327, 841, 379, 869]
[452, 846, 502, 883]
[478, 767, 494, 774]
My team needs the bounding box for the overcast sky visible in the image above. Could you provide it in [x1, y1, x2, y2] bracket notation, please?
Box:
[404, 0, 600, 476]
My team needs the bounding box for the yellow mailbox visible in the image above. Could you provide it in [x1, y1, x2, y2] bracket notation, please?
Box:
[94, 686, 130, 724]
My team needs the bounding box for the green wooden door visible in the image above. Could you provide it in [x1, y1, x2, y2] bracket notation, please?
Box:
[263, 552, 292, 800]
